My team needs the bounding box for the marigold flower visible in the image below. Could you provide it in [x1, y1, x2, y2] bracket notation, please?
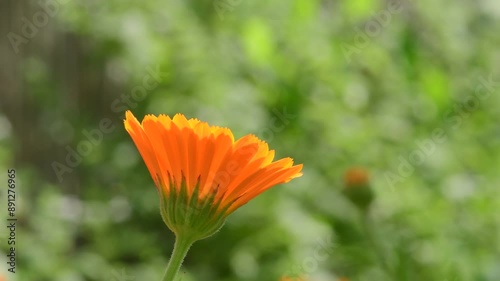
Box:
[279, 276, 307, 281]
[124, 110, 303, 240]
[342, 167, 373, 211]
[344, 167, 369, 188]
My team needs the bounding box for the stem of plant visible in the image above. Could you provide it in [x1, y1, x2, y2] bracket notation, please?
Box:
[361, 212, 397, 280]
[162, 235, 195, 281]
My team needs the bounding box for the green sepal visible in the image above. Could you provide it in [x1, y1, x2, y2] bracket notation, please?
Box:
[342, 183, 374, 212]
[159, 175, 230, 242]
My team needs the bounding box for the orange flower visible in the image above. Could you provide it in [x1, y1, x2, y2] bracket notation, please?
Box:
[279, 276, 307, 281]
[342, 167, 373, 211]
[344, 167, 369, 188]
[124, 111, 303, 239]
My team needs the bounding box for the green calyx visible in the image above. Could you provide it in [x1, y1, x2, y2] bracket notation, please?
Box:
[159, 176, 230, 242]
[342, 183, 374, 212]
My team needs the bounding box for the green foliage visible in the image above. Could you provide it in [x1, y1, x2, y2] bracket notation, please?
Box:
[1, 0, 499, 280]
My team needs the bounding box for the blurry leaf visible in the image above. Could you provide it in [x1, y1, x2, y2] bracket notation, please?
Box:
[292, 0, 318, 23]
[343, 0, 379, 21]
[242, 19, 274, 67]
[421, 67, 450, 110]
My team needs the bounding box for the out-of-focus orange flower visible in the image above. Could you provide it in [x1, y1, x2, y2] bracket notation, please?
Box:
[125, 111, 303, 239]
[344, 167, 369, 188]
[337, 277, 350, 281]
[342, 167, 373, 211]
[279, 276, 307, 281]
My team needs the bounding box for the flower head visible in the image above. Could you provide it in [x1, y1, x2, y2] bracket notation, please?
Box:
[124, 111, 303, 240]
[342, 167, 373, 211]
[279, 276, 307, 281]
[344, 167, 369, 188]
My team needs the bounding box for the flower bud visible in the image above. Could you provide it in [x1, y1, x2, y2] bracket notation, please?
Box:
[342, 167, 374, 211]
[279, 276, 307, 281]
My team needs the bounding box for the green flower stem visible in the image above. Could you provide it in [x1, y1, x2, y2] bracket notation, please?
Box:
[162, 235, 195, 281]
[361, 213, 397, 280]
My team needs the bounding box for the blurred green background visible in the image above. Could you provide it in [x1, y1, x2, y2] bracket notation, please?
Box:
[1, 0, 500, 280]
